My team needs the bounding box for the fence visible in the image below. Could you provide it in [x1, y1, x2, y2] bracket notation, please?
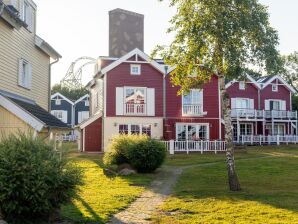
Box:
[162, 140, 226, 154]
[237, 135, 298, 145]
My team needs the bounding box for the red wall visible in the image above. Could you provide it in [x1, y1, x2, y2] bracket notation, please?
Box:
[166, 74, 220, 118]
[227, 82, 259, 109]
[84, 117, 102, 152]
[106, 63, 164, 117]
[260, 79, 291, 110]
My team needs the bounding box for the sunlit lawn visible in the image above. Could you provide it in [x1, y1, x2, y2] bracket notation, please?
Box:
[154, 146, 298, 224]
[61, 147, 154, 224]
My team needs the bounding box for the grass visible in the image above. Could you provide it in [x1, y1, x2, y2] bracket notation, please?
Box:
[153, 146, 298, 224]
[60, 144, 154, 224]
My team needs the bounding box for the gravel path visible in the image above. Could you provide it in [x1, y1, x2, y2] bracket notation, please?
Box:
[109, 167, 183, 224]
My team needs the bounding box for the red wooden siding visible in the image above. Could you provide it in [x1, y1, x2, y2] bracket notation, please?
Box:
[165, 74, 220, 118]
[227, 82, 259, 109]
[260, 79, 291, 110]
[84, 117, 102, 152]
[106, 62, 164, 117]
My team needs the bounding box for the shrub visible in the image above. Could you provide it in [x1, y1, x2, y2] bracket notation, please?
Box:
[104, 135, 166, 173]
[0, 134, 82, 223]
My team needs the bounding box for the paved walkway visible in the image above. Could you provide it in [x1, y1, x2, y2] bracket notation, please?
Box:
[109, 155, 273, 224]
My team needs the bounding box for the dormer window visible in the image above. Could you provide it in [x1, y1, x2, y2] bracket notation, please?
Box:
[272, 84, 278, 92]
[55, 99, 61, 105]
[239, 81, 245, 90]
[130, 64, 141, 75]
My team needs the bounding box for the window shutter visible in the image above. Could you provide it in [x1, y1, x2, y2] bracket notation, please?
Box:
[281, 100, 286, 110]
[27, 63, 32, 89]
[116, 87, 124, 115]
[62, 111, 68, 124]
[249, 99, 254, 109]
[231, 98, 236, 109]
[147, 88, 155, 116]
[18, 59, 24, 86]
[265, 100, 270, 110]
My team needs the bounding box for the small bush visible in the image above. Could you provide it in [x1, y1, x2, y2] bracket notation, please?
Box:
[0, 134, 82, 223]
[104, 135, 166, 173]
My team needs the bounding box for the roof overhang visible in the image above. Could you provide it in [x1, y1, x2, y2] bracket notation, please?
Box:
[0, 2, 26, 30]
[261, 75, 297, 94]
[225, 73, 261, 89]
[35, 35, 62, 60]
[79, 113, 101, 129]
[0, 95, 45, 132]
[74, 94, 89, 105]
[51, 92, 74, 105]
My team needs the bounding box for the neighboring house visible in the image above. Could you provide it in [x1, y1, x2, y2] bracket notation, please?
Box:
[51, 93, 90, 127]
[79, 48, 222, 152]
[0, 0, 68, 139]
[226, 74, 297, 143]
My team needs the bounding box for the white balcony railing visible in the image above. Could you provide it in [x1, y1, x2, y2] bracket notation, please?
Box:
[125, 103, 146, 115]
[183, 104, 204, 116]
[234, 135, 298, 145]
[231, 109, 297, 120]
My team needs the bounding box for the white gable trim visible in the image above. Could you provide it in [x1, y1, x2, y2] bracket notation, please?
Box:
[261, 75, 297, 94]
[79, 112, 102, 129]
[0, 95, 45, 132]
[100, 48, 166, 75]
[74, 94, 89, 105]
[225, 73, 260, 89]
[51, 93, 74, 105]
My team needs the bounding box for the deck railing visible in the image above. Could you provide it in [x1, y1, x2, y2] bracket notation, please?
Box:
[235, 135, 298, 145]
[162, 140, 226, 154]
[125, 103, 146, 115]
[231, 109, 297, 120]
[182, 104, 203, 116]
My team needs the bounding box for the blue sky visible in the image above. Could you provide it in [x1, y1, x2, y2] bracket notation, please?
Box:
[34, 0, 298, 86]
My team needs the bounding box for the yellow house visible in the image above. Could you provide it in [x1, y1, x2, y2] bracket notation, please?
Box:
[0, 0, 69, 140]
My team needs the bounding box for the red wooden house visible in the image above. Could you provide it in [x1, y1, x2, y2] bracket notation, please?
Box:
[79, 48, 222, 152]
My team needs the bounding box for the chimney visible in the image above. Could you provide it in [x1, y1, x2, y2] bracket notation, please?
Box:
[109, 8, 144, 58]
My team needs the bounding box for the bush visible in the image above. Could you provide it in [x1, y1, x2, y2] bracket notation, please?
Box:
[0, 134, 82, 223]
[104, 135, 166, 173]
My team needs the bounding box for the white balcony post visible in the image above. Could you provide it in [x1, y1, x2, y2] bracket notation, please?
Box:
[215, 140, 217, 154]
[277, 135, 280, 145]
[251, 135, 253, 145]
[169, 140, 174, 155]
[201, 140, 203, 154]
[186, 140, 189, 154]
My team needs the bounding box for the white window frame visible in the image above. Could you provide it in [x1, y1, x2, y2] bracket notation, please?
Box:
[130, 64, 141, 75]
[239, 81, 246, 90]
[269, 99, 282, 111]
[55, 99, 61, 105]
[85, 100, 89, 107]
[272, 84, 278, 92]
[266, 124, 285, 136]
[51, 110, 67, 124]
[236, 98, 249, 109]
[18, 58, 32, 89]
[22, 0, 33, 32]
[78, 111, 89, 124]
[118, 124, 152, 137]
[175, 123, 210, 141]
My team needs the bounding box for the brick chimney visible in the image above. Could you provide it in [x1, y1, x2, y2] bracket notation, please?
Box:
[109, 8, 144, 58]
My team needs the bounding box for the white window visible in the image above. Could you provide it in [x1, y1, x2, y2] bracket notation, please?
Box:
[85, 100, 89, 107]
[22, 0, 34, 32]
[130, 64, 141, 75]
[266, 124, 285, 135]
[176, 123, 209, 141]
[239, 81, 246, 90]
[51, 110, 67, 124]
[125, 87, 146, 114]
[78, 111, 89, 124]
[118, 124, 151, 137]
[236, 98, 249, 109]
[272, 84, 278, 92]
[18, 58, 32, 89]
[55, 99, 61, 105]
[183, 89, 202, 105]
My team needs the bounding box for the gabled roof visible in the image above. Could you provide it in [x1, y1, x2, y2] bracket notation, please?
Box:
[258, 75, 297, 94]
[98, 48, 167, 76]
[79, 112, 101, 129]
[225, 73, 261, 89]
[51, 93, 74, 105]
[35, 35, 62, 60]
[74, 94, 89, 105]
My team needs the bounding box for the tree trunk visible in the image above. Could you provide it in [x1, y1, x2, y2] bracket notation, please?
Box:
[219, 75, 241, 191]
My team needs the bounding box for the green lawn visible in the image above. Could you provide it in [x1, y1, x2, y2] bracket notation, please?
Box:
[61, 150, 154, 224]
[154, 146, 298, 224]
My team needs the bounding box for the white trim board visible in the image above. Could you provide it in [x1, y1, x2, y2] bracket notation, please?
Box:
[225, 73, 261, 89]
[79, 112, 102, 129]
[74, 94, 89, 105]
[51, 92, 74, 105]
[0, 95, 45, 132]
[260, 75, 297, 94]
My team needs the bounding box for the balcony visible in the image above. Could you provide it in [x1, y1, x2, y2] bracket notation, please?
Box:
[125, 103, 146, 115]
[183, 104, 206, 116]
[231, 109, 297, 120]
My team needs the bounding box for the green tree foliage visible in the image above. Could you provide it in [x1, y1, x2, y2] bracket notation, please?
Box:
[0, 134, 82, 223]
[292, 95, 298, 112]
[52, 84, 89, 101]
[154, 0, 281, 191]
[281, 52, 298, 91]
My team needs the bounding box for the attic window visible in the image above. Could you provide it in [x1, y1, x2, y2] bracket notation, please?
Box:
[85, 100, 89, 107]
[130, 64, 141, 75]
[55, 99, 61, 105]
[272, 84, 278, 92]
[239, 81, 246, 90]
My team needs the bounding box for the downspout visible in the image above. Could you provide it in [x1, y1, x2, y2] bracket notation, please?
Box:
[49, 58, 60, 112]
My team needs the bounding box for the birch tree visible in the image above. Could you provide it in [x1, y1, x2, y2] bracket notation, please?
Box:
[153, 0, 281, 191]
